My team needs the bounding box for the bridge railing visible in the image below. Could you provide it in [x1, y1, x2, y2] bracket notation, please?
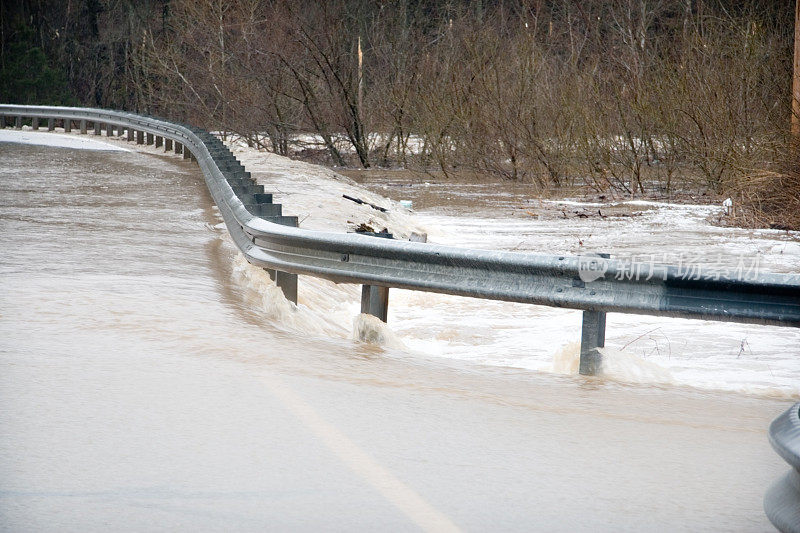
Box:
[2, 104, 798, 377]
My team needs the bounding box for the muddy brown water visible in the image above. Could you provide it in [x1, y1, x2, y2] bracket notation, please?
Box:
[0, 140, 793, 531]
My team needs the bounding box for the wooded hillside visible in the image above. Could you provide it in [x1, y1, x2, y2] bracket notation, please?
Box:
[2, 1, 797, 227]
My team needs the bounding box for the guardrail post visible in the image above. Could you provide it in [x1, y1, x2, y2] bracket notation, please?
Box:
[579, 310, 606, 375]
[263, 269, 298, 305]
[106, 123, 113, 136]
[32, 117, 39, 130]
[48, 118, 55, 131]
[146, 132, 154, 145]
[80, 120, 87, 134]
[183, 146, 191, 159]
[64, 119, 71, 132]
[136, 130, 144, 144]
[155, 135, 163, 148]
[276, 271, 298, 304]
[165, 138, 173, 152]
[361, 285, 389, 322]
[127, 128, 133, 141]
[175, 141, 182, 155]
[579, 253, 610, 376]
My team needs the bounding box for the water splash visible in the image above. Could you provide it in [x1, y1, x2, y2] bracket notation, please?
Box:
[230, 253, 348, 337]
[230, 250, 409, 351]
[352, 314, 408, 350]
[552, 342, 580, 374]
[552, 343, 674, 385]
[598, 347, 675, 384]
[210, 141, 799, 398]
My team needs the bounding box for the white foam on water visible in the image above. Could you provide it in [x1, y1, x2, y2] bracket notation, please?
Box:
[551, 342, 580, 374]
[352, 314, 408, 350]
[49, 127, 800, 398]
[544, 199, 605, 208]
[0, 129, 131, 151]
[621, 199, 719, 210]
[218, 141, 799, 398]
[230, 252, 352, 338]
[599, 347, 675, 384]
[551, 343, 675, 384]
[229, 248, 410, 353]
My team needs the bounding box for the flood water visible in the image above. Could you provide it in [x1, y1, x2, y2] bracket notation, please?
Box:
[0, 135, 795, 531]
[345, 170, 800, 398]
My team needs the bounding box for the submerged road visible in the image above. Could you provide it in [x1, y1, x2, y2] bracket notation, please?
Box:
[0, 137, 793, 531]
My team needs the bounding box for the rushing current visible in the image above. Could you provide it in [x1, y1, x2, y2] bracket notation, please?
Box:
[0, 130, 796, 531]
[344, 172, 800, 397]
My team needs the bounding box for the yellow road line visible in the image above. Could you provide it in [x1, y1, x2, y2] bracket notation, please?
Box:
[263, 375, 462, 533]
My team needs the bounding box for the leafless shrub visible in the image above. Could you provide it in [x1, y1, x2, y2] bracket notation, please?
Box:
[19, 0, 793, 227]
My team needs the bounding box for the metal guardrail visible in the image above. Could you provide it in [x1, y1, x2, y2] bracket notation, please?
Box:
[766, 403, 800, 533]
[3, 104, 800, 527]
[2, 105, 799, 357]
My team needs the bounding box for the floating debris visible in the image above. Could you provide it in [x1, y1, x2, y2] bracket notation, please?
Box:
[343, 194, 387, 212]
